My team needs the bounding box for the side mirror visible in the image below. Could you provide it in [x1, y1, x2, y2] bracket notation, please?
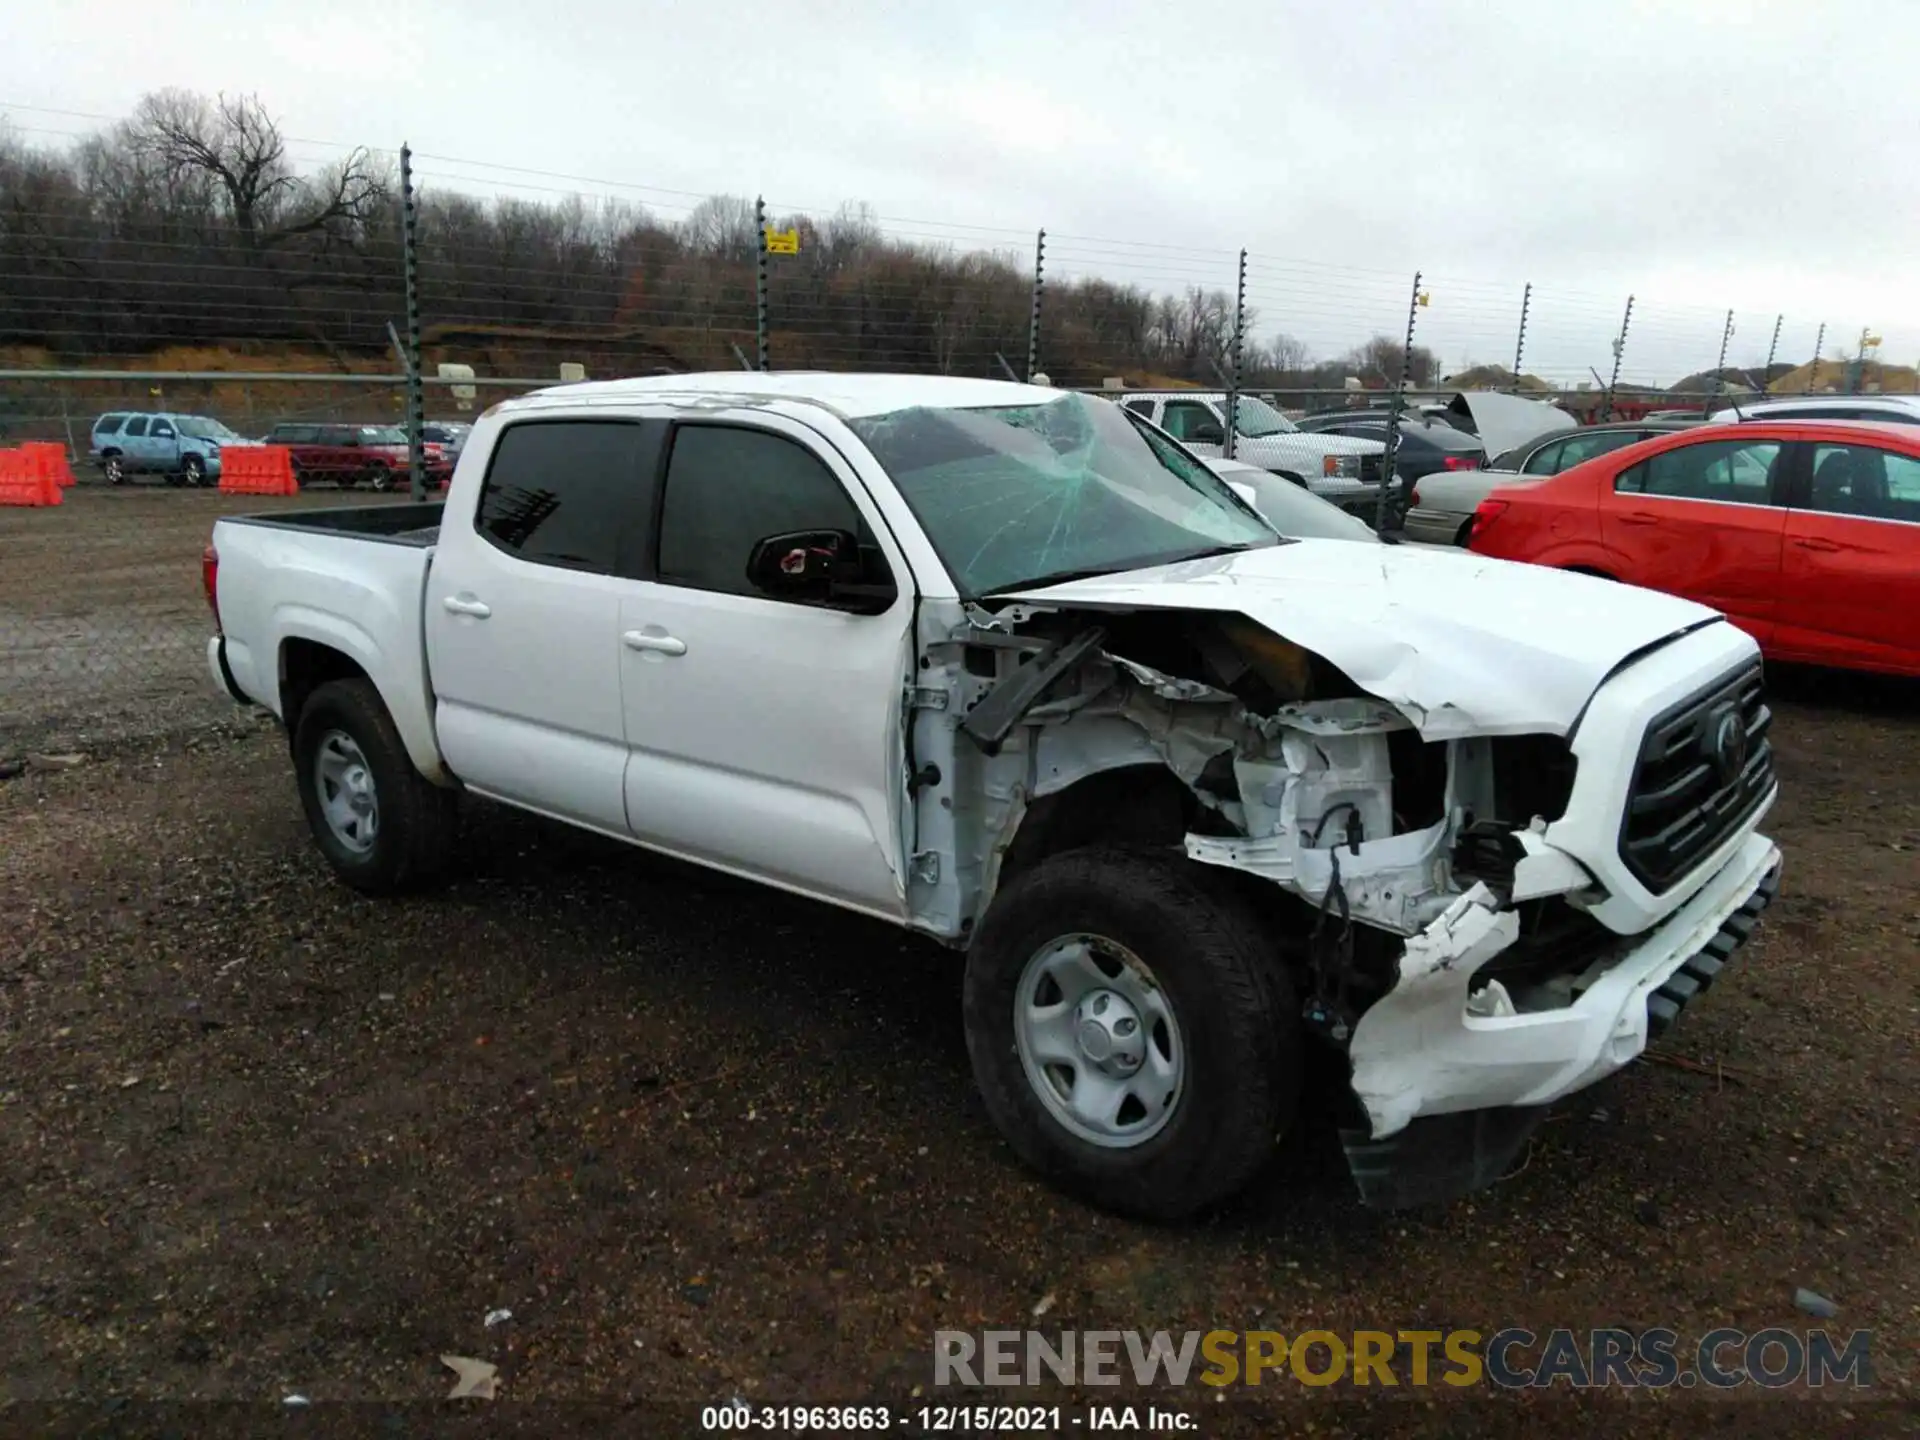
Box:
[745, 529, 896, 613]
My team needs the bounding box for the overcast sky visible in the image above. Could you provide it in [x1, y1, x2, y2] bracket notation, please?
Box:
[5, 0, 1917, 385]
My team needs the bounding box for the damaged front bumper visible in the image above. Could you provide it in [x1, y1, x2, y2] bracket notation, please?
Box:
[1339, 830, 1781, 1207]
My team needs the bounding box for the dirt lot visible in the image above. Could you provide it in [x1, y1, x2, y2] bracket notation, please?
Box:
[0, 484, 417, 753]
[1, 483, 1916, 1435]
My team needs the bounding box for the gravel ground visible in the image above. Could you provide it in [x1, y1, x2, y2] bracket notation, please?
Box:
[1, 670, 1916, 1435]
[0, 484, 414, 755]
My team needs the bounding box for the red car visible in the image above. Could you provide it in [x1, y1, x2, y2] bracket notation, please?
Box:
[1467, 420, 1920, 677]
[263, 422, 450, 491]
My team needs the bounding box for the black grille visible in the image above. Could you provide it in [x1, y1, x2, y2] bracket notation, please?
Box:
[1618, 662, 1774, 892]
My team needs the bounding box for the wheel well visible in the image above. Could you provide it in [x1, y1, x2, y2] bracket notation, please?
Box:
[1000, 764, 1194, 881]
[1562, 565, 1617, 581]
[280, 640, 369, 729]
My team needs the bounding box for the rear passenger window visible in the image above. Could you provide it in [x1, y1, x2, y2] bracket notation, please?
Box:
[122, 416, 149, 437]
[1123, 400, 1155, 419]
[475, 421, 644, 573]
[657, 425, 875, 599]
[1616, 438, 1782, 505]
[95, 414, 127, 434]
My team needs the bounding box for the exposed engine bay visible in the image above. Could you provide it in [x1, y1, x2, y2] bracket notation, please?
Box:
[907, 600, 1604, 1039]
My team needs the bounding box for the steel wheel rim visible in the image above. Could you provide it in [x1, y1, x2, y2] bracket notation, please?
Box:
[1013, 933, 1184, 1149]
[314, 729, 379, 854]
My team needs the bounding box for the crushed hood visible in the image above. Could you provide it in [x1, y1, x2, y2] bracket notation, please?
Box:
[997, 542, 1724, 739]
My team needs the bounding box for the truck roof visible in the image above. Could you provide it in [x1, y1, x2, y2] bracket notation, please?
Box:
[502, 371, 1053, 420]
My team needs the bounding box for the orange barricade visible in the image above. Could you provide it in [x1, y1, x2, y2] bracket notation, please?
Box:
[21, 441, 76, 487]
[0, 447, 62, 506]
[217, 445, 299, 496]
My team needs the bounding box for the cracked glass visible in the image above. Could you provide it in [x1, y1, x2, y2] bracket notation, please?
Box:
[849, 392, 1278, 596]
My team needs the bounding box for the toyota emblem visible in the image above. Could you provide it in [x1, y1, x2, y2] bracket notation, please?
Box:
[1707, 708, 1748, 787]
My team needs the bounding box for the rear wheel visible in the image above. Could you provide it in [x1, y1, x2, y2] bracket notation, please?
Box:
[962, 847, 1300, 1221]
[102, 453, 125, 486]
[292, 678, 456, 894]
[1454, 517, 1475, 547]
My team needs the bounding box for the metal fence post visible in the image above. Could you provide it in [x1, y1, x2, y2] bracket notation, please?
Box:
[1806, 323, 1825, 393]
[399, 143, 426, 503]
[1224, 248, 1246, 461]
[754, 196, 770, 372]
[1510, 282, 1532, 393]
[1705, 309, 1734, 417]
[1026, 229, 1046, 381]
[1373, 270, 1422, 533]
[1601, 294, 1633, 422]
[1764, 313, 1782, 386]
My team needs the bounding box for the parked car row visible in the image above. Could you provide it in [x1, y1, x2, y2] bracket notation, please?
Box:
[86, 412, 467, 488]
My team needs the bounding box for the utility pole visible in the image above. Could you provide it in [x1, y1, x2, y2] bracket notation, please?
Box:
[1026, 230, 1046, 382]
[1224, 248, 1247, 461]
[399, 144, 426, 502]
[1373, 271, 1423, 533]
[1510, 282, 1531, 394]
[1601, 295, 1633, 422]
[754, 196, 770, 372]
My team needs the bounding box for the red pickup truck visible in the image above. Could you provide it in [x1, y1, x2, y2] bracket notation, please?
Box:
[262, 423, 451, 490]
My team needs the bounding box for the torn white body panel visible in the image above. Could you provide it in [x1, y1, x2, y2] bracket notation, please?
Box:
[1348, 833, 1782, 1138]
[998, 541, 1725, 740]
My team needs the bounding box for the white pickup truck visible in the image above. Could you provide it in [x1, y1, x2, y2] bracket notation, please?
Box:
[203, 373, 1782, 1219]
[1115, 390, 1388, 519]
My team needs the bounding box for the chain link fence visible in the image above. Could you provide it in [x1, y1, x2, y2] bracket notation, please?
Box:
[2, 101, 1912, 757]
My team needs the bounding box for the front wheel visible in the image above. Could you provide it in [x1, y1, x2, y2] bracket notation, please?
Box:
[364, 465, 393, 492]
[962, 848, 1300, 1221]
[292, 678, 457, 895]
[182, 455, 206, 488]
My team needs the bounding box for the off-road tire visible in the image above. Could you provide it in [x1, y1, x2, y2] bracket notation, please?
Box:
[962, 847, 1301, 1221]
[292, 678, 456, 895]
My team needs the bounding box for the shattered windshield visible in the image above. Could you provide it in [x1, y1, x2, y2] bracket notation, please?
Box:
[850, 392, 1280, 596]
[1231, 395, 1298, 437]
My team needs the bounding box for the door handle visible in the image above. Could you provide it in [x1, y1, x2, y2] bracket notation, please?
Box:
[623, 630, 687, 656]
[442, 596, 491, 618]
[1617, 511, 1659, 526]
[1793, 536, 1843, 553]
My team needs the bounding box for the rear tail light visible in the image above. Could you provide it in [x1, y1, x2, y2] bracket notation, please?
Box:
[202, 542, 222, 634]
[1444, 455, 1481, 470]
[1472, 498, 1510, 535]
[1408, 487, 1422, 507]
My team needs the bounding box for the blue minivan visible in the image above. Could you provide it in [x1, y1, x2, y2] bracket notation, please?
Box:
[89, 411, 248, 486]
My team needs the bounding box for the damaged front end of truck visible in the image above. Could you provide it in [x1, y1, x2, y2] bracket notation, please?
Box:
[902, 584, 1779, 1208]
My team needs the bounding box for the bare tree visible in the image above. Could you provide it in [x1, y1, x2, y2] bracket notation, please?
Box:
[1344, 333, 1439, 387]
[126, 90, 383, 249]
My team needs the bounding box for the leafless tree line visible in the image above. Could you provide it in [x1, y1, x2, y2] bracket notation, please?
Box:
[0, 91, 1435, 387]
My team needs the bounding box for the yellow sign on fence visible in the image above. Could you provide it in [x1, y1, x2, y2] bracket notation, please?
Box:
[765, 227, 800, 255]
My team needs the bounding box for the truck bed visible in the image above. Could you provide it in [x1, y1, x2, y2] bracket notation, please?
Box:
[221, 501, 445, 546]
